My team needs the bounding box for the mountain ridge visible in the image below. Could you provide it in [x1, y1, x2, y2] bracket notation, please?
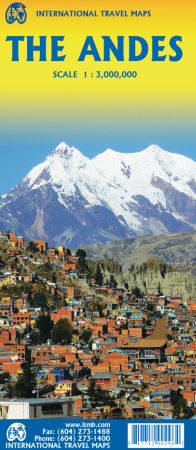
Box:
[0, 142, 195, 247]
[86, 232, 196, 277]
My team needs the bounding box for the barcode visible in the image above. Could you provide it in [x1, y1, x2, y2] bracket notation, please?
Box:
[128, 423, 184, 448]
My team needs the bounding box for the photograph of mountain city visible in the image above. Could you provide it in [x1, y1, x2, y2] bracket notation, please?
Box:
[0, 141, 195, 420]
[0, 0, 195, 425]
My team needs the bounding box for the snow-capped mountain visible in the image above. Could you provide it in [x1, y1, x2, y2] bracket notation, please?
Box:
[0, 142, 195, 247]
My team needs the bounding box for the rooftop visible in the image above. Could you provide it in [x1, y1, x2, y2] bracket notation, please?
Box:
[129, 317, 168, 348]
[0, 396, 82, 405]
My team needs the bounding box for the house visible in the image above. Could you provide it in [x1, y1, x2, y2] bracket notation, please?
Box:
[125, 317, 168, 363]
[64, 263, 77, 273]
[149, 388, 173, 415]
[51, 307, 73, 323]
[0, 273, 15, 287]
[12, 312, 30, 327]
[129, 405, 145, 419]
[33, 240, 48, 253]
[66, 287, 81, 299]
[2, 361, 24, 376]
[0, 396, 82, 419]
[54, 380, 73, 396]
[9, 232, 18, 245]
[92, 372, 118, 389]
[57, 246, 65, 256]
[17, 236, 25, 248]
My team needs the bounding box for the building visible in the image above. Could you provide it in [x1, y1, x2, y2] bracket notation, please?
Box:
[12, 312, 30, 327]
[0, 396, 82, 419]
[54, 380, 73, 396]
[33, 240, 48, 253]
[124, 317, 168, 363]
[0, 273, 15, 287]
[17, 236, 25, 248]
[51, 307, 73, 323]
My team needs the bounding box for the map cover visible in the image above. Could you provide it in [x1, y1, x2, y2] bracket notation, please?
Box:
[0, 1, 195, 449]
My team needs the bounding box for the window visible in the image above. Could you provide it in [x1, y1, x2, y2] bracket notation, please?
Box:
[42, 403, 63, 415]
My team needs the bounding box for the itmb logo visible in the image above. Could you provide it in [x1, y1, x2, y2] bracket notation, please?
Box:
[6, 3, 27, 24]
[6, 423, 26, 442]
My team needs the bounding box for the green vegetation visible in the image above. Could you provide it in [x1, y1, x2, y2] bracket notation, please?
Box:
[30, 291, 48, 308]
[76, 248, 87, 260]
[7, 364, 36, 398]
[132, 286, 143, 298]
[76, 248, 87, 271]
[29, 330, 40, 345]
[171, 389, 194, 419]
[52, 318, 72, 344]
[109, 274, 118, 288]
[36, 314, 54, 343]
[95, 262, 103, 286]
[88, 380, 115, 407]
[80, 328, 92, 343]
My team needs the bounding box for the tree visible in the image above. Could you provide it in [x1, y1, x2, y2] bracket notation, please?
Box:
[9, 364, 36, 398]
[129, 264, 135, 272]
[157, 282, 163, 296]
[0, 256, 5, 268]
[172, 397, 193, 419]
[27, 290, 33, 304]
[54, 294, 62, 308]
[88, 379, 96, 399]
[72, 383, 82, 396]
[171, 389, 194, 419]
[92, 355, 100, 366]
[80, 328, 92, 343]
[109, 274, 118, 289]
[88, 380, 115, 407]
[36, 315, 54, 343]
[30, 330, 40, 345]
[30, 291, 48, 308]
[132, 286, 142, 298]
[147, 302, 155, 313]
[116, 389, 126, 399]
[95, 263, 103, 286]
[170, 388, 181, 405]
[52, 272, 57, 283]
[76, 248, 87, 272]
[160, 263, 167, 279]
[52, 318, 72, 344]
[76, 249, 87, 260]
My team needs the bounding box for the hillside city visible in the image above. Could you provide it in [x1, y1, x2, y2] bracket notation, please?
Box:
[0, 231, 195, 420]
